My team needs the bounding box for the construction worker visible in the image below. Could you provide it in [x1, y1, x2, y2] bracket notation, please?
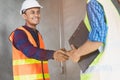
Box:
[67, 0, 120, 80]
[9, 0, 68, 80]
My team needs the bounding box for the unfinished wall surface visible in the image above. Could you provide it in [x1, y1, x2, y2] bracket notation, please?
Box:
[39, 0, 65, 80]
[0, 0, 24, 80]
[62, 0, 86, 80]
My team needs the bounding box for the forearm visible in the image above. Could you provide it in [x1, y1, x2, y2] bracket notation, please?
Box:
[77, 40, 102, 57]
[15, 43, 55, 60]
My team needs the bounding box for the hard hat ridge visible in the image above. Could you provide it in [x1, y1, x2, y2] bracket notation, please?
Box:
[20, 0, 43, 15]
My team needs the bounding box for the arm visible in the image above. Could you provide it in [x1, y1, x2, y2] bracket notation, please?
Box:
[13, 29, 54, 61]
[13, 29, 68, 61]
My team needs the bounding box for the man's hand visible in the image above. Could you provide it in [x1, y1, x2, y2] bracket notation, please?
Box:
[66, 44, 81, 62]
[53, 49, 69, 62]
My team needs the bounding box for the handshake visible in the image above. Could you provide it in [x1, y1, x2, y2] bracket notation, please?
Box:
[53, 45, 81, 62]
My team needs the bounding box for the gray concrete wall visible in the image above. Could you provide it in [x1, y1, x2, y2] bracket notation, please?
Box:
[0, 0, 23, 80]
[0, 0, 86, 80]
[62, 0, 86, 80]
[39, 0, 66, 80]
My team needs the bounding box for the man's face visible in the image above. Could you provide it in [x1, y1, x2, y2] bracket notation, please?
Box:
[22, 7, 40, 27]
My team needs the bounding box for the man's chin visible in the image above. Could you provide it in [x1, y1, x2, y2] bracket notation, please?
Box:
[30, 23, 39, 27]
[33, 22, 39, 25]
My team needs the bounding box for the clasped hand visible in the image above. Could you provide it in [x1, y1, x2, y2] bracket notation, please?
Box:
[66, 45, 81, 62]
[53, 45, 81, 62]
[53, 48, 69, 62]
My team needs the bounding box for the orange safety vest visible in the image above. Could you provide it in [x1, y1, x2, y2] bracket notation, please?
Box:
[9, 26, 50, 80]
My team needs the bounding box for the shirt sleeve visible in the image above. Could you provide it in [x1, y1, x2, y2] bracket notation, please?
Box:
[87, 0, 108, 43]
[13, 29, 55, 61]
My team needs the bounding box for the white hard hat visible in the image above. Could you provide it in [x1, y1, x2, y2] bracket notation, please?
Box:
[20, 0, 43, 15]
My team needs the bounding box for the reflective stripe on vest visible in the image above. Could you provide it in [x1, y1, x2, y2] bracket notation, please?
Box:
[14, 74, 50, 80]
[81, 0, 120, 80]
[9, 26, 50, 80]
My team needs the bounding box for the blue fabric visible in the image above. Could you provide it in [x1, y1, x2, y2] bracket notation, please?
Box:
[87, 0, 108, 43]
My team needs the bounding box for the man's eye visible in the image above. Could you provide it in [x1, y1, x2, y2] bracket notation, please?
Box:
[30, 11, 35, 14]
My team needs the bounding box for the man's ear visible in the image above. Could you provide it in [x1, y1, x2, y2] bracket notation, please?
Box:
[22, 14, 27, 20]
